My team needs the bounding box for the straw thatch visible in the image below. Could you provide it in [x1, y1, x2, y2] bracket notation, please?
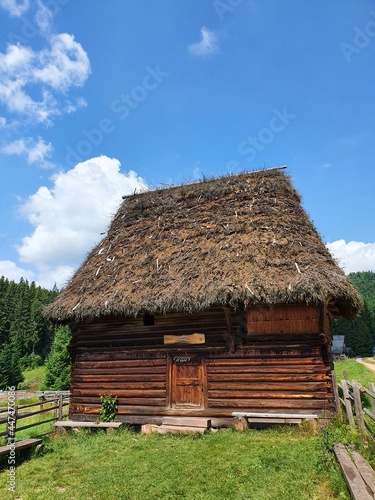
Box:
[46, 168, 362, 322]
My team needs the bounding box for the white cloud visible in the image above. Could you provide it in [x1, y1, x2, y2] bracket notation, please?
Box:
[0, 0, 29, 17]
[0, 260, 34, 282]
[188, 27, 219, 57]
[0, 21, 90, 126]
[35, 0, 53, 32]
[326, 240, 375, 274]
[15, 156, 148, 288]
[2, 136, 53, 168]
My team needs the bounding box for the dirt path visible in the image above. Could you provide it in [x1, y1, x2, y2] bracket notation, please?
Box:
[356, 358, 375, 373]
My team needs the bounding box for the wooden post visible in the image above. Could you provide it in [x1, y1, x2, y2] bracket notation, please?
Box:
[369, 382, 375, 418]
[224, 307, 235, 353]
[233, 416, 248, 431]
[331, 371, 343, 421]
[58, 393, 63, 420]
[342, 370, 347, 381]
[341, 379, 355, 429]
[53, 394, 58, 421]
[39, 395, 45, 412]
[353, 382, 365, 439]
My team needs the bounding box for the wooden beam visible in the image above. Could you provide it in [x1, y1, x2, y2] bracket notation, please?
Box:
[223, 307, 235, 353]
[164, 334, 205, 345]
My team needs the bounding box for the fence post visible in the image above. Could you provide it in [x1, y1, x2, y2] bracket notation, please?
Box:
[341, 378, 355, 429]
[369, 382, 375, 417]
[353, 382, 365, 434]
[331, 371, 343, 421]
[58, 393, 63, 421]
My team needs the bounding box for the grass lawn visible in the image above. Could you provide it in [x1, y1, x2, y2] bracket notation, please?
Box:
[20, 366, 45, 391]
[0, 425, 351, 500]
[334, 358, 375, 389]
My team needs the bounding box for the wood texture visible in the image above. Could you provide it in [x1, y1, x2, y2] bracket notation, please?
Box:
[164, 334, 205, 345]
[69, 305, 334, 423]
[333, 444, 374, 500]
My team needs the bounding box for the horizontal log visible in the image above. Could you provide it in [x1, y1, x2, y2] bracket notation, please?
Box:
[75, 358, 166, 368]
[206, 374, 329, 383]
[207, 365, 328, 374]
[74, 366, 166, 375]
[73, 388, 165, 397]
[74, 374, 166, 383]
[208, 398, 331, 409]
[208, 390, 328, 399]
[207, 357, 325, 366]
[72, 379, 166, 394]
[208, 381, 328, 390]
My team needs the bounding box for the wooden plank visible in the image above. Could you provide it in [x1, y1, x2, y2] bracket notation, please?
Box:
[164, 334, 205, 345]
[54, 421, 122, 429]
[232, 412, 318, 419]
[351, 449, 375, 495]
[0, 438, 43, 457]
[333, 444, 373, 500]
[246, 418, 302, 424]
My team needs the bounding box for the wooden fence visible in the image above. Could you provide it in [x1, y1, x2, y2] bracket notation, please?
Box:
[0, 391, 70, 444]
[332, 370, 375, 442]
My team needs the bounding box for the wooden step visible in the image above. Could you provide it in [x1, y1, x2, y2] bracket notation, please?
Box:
[161, 417, 211, 428]
[157, 425, 207, 434]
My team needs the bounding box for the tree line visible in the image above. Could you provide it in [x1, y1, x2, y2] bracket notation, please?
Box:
[0, 276, 70, 390]
[333, 271, 375, 357]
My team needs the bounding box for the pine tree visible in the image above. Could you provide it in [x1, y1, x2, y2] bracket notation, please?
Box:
[0, 343, 24, 389]
[42, 325, 72, 391]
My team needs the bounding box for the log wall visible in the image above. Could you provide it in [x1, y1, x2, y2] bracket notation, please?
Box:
[69, 305, 333, 423]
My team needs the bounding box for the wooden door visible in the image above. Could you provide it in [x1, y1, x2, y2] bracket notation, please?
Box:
[170, 356, 205, 409]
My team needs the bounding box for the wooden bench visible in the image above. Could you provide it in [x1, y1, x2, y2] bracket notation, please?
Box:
[333, 444, 375, 499]
[0, 438, 43, 457]
[232, 412, 319, 430]
[54, 420, 123, 434]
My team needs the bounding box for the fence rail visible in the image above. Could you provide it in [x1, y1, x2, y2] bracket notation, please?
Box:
[0, 392, 70, 444]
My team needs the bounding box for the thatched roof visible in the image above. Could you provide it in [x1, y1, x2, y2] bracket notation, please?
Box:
[46, 168, 362, 322]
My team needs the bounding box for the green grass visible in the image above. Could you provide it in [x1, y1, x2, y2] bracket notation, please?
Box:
[0, 426, 350, 499]
[334, 358, 375, 389]
[20, 366, 45, 391]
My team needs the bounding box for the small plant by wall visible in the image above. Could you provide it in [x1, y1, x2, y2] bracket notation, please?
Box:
[98, 394, 118, 422]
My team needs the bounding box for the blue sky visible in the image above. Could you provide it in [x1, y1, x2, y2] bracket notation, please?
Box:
[0, 0, 374, 289]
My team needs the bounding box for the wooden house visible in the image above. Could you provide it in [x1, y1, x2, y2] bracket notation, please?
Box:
[45, 168, 361, 425]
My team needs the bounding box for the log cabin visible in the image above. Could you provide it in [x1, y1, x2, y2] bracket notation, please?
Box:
[45, 167, 362, 426]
